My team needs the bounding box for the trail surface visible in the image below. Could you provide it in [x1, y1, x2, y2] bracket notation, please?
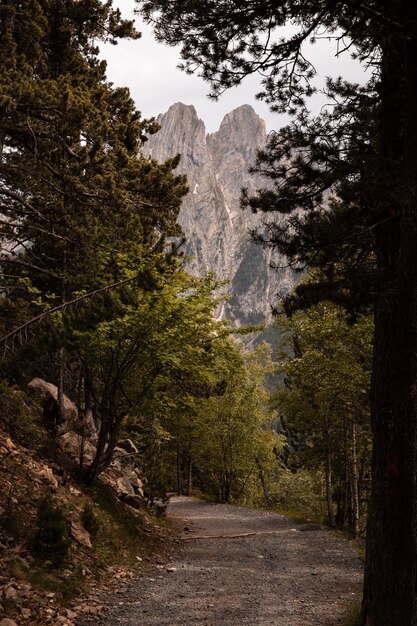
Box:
[80, 496, 363, 625]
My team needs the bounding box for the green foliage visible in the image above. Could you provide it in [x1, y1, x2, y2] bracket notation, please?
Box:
[81, 503, 100, 538]
[32, 493, 70, 568]
[78, 267, 234, 484]
[275, 300, 372, 532]
[134, 417, 172, 504]
[0, 0, 187, 486]
[0, 486, 23, 538]
[268, 468, 326, 521]
[190, 341, 282, 503]
[85, 480, 154, 567]
[0, 381, 48, 450]
[0, 0, 186, 378]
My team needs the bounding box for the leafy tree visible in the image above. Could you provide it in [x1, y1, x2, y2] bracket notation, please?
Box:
[0, 1, 185, 316]
[275, 302, 372, 535]
[192, 341, 281, 504]
[136, 1, 417, 621]
[79, 266, 233, 485]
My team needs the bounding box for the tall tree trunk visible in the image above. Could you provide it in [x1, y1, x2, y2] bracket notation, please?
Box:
[83, 390, 114, 485]
[325, 449, 336, 528]
[57, 247, 67, 429]
[344, 421, 350, 531]
[176, 441, 182, 495]
[361, 4, 417, 622]
[187, 441, 193, 496]
[57, 345, 65, 425]
[256, 457, 270, 503]
[349, 422, 360, 539]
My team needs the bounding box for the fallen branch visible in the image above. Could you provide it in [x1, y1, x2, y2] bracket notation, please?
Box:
[181, 529, 290, 540]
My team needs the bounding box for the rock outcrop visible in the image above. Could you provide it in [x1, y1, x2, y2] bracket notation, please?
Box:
[59, 431, 145, 501]
[28, 378, 78, 435]
[143, 103, 294, 329]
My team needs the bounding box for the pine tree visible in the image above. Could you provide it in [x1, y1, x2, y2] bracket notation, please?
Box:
[0, 1, 188, 478]
[0, 0, 187, 393]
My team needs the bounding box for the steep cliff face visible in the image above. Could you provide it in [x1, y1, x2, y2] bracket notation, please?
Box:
[143, 102, 294, 327]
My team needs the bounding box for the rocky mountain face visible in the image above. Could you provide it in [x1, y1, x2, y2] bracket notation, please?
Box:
[143, 102, 294, 329]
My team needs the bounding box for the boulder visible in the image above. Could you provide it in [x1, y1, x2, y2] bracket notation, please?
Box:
[59, 431, 96, 465]
[0, 619, 19, 626]
[121, 494, 146, 510]
[36, 465, 59, 491]
[70, 522, 92, 549]
[102, 454, 145, 499]
[28, 378, 78, 435]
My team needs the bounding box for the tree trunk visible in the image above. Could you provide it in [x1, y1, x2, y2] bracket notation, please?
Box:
[176, 441, 182, 495]
[256, 457, 270, 503]
[57, 247, 67, 429]
[223, 470, 231, 503]
[349, 422, 360, 539]
[344, 422, 350, 531]
[57, 345, 65, 426]
[360, 4, 417, 622]
[187, 441, 193, 496]
[325, 449, 336, 527]
[83, 390, 115, 485]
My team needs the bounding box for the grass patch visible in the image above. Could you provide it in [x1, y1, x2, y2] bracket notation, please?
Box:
[340, 602, 361, 626]
[85, 480, 158, 568]
[30, 565, 88, 606]
[271, 505, 326, 526]
[330, 528, 366, 564]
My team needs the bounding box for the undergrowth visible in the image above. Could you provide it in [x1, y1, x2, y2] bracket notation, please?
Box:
[340, 602, 361, 626]
[85, 480, 159, 568]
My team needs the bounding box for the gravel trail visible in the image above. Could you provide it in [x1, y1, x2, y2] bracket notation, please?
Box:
[80, 496, 363, 626]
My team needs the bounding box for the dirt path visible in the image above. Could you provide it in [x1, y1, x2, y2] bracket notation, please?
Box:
[79, 496, 363, 625]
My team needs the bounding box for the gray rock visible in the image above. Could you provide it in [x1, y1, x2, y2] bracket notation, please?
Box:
[143, 103, 295, 334]
[121, 494, 146, 510]
[0, 618, 19, 626]
[59, 431, 96, 464]
[28, 378, 78, 434]
[70, 521, 92, 549]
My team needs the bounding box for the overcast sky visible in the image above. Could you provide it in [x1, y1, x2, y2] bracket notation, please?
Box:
[101, 1, 367, 134]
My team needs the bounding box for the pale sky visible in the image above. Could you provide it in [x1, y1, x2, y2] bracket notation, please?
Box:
[102, 1, 367, 134]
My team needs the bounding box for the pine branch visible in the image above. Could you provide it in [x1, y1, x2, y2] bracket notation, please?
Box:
[0, 274, 140, 350]
[0, 237, 182, 350]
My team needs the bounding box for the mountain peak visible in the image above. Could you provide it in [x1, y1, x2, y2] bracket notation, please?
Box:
[220, 104, 262, 125]
[165, 102, 199, 120]
[142, 103, 294, 329]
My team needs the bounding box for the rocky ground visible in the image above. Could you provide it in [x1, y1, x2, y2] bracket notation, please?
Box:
[77, 496, 363, 626]
[0, 431, 168, 626]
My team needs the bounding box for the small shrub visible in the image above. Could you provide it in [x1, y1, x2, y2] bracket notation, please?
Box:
[0, 381, 48, 450]
[269, 468, 326, 520]
[81, 503, 100, 537]
[32, 493, 70, 567]
[0, 485, 25, 539]
[341, 602, 361, 626]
